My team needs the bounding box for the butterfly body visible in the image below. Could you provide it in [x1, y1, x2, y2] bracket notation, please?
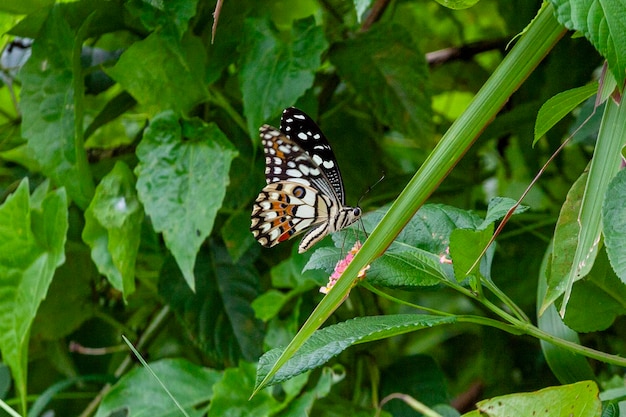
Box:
[250, 108, 361, 253]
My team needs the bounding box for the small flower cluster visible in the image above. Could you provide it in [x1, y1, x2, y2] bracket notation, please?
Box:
[439, 247, 452, 264]
[320, 241, 370, 294]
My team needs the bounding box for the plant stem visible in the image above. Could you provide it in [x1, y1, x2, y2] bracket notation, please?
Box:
[78, 305, 172, 417]
[208, 88, 248, 133]
[481, 278, 530, 322]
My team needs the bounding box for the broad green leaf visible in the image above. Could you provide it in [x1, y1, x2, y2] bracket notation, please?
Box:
[256, 315, 456, 387]
[534, 83, 598, 144]
[221, 210, 256, 263]
[0, 179, 68, 409]
[207, 362, 281, 417]
[434, 0, 480, 9]
[252, 290, 292, 322]
[275, 367, 337, 417]
[479, 196, 529, 229]
[125, 0, 198, 38]
[239, 17, 328, 138]
[107, 32, 208, 116]
[19, 6, 94, 209]
[159, 247, 264, 364]
[330, 23, 432, 139]
[83, 161, 143, 298]
[549, 0, 626, 88]
[602, 169, 626, 284]
[31, 243, 96, 340]
[563, 248, 626, 332]
[84, 92, 140, 146]
[306, 205, 485, 288]
[542, 170, 587, 314]
[537, 242, 595, 384]
[472, 380, 601, 417]
[558, 98, 626, 315]
[8, 0, 127, 39]
[95, 358, 221, 417]
[208, 361, 336, 417]
[0, 0, 53, 14]
[135, 111, 237, 290]
[449, 226, 493, 284]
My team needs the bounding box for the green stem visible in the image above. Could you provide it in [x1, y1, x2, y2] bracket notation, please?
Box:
[481, 278, 530, 322]
[513, 316, 626, 367]
[363, 283, 524, 335]
[208, 88, 248, 133]
[362, 282, 455, 316]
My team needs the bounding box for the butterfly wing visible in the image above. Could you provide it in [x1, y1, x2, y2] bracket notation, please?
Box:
[260, 125, 337, 200]
[251, 115, 360, 252]
[280, 107, 345, 204]
[250, 181, 333, 248]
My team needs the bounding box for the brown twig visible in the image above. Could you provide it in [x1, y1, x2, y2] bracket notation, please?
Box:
[426, 39, 508, 67]
[360, 0, 391, 32]
[211, 0, 224, 44]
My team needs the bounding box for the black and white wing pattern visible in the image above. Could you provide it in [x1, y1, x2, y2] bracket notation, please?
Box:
[280, 107, 345, 203]
[250, 109, 361, 253]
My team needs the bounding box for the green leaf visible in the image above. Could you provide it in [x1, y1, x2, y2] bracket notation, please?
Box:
[207, 362, 282, 417]
[537, 242, 595, 384]
[542, 99, 626, 315]
[107, 32, 208, 116]
[221, 210, 256, 263]
[480, 196, 529, 229]
[542, 170, 587, 314]
[8, 0, 127, 39]
[208, 362, 336, 417]
[330, 23, 432, 139]
[125, 0, 199, 38]
[256, 314, 456, 387]
[473, 380, 601, 417]
[83, 161, 143, 298]
[449, 226, 494, 284]
[275, 367, 337, 417]
[239, 16, 328, 137]
[19, 6, 94, 208]
[159, 246, 264, 364]
[251, 290, 292, 322]
[433, 0, 480, 9]
[135, 111, 237, 290]
[0, 179, 67, 408]
[32, 244, 96, 340]
[0, 0, 53, 14]
[95, 358, 221, 417]
[534, 83, 598, 144]
[602, 169, 626, 284]
[549, 0, 626, 88]
[563, 248, 626, 332]
[306, 204, 485, 288]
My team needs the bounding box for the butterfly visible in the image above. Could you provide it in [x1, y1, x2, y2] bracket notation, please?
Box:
[250, 107, 361, 253]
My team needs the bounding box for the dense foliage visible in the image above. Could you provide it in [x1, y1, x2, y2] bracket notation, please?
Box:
[0, 0, 625, 416]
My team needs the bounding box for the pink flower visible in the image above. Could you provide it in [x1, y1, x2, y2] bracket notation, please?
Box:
[439, 247, 452, 264]
[320, 242, 370, 294]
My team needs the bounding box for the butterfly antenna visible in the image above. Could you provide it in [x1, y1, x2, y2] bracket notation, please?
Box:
[355, 171, 385, 240]
[357, 171, 385, 208]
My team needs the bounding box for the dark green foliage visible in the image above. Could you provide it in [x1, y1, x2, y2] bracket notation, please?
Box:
[0, 0, 624, 416]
